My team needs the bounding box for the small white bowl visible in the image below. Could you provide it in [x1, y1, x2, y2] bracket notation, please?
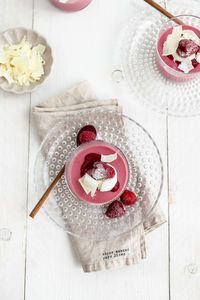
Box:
[0, 27, 53, 94]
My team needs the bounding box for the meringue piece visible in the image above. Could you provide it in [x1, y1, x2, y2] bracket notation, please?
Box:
[181, 30, 200, 46]
[163, 25, 182, 56]
[178, 56, 194, 73]
[99, 166, 117, 192]
[101, 153, 117, 163]
[196, 52, 200, 63]
[79, 173, 100, 197]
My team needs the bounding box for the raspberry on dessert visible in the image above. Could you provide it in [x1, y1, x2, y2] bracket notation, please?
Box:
[192, 59, 199, 68]
[120, 190, 137, 206]
[79, 131, 96, 144]
[80, 153, 101, 176]
[111, 181, 120, 192]
[167, 55, 174, 60]
[177, 39, 199, 58]
[77, 125, 97, 146]
[91, 162, 115, 180]
[105, 200, 125, 218]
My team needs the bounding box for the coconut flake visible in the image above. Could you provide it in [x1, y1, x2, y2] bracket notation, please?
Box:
[101, 153, 117, 163]
[178, 56, 194, 73]
[78, 173, 100, 197]
[163, 25, 182, 56]
[78, 177, 91, 195]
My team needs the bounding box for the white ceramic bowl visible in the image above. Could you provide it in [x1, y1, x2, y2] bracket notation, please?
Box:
[0, 27, 53, 94]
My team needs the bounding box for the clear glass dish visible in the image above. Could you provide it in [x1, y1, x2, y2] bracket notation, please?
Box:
[34, 109, 163, 241]
[120, 12, 200, 116]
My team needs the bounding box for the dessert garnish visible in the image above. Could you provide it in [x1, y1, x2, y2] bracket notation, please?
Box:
[79, 153, 118, 196]
[77, 125, 121, 196]
[77, 125, 97, 146]
[120, 190, 137, 206]
[105, 189, 137, 218]
[105, 200, 125, 218]
[80, 153, 101, 176]
[162, 25, 200, 73]
[0, 37, 46, 86]
[101, 153, 118, 163]
[79, 131, 96, 145]
[91, 162, 115, 180]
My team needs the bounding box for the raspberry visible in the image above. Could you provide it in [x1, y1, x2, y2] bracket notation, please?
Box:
[120, 190, 137, 206]
[192, 59, 199, 68]
[105, 200, 125, 218]
[80, 153, 101, 176]
[77, 125, 96, 146]
[92, 162, 115, 180]
[79, 131, 96, 144]
[167, 55, 174, 61]
[111, 181, 120, 192]
[177, 39, 199, 58]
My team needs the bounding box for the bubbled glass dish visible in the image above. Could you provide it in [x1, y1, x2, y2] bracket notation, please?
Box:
[120, 12, 200, 117]
[34, 109, 163, 240]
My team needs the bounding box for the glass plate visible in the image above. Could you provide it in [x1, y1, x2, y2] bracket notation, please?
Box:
[34, 109, 163, 240]
[120, 10, 200, 117]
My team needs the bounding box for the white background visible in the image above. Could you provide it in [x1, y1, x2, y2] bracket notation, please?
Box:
[0, 0, 200, 299]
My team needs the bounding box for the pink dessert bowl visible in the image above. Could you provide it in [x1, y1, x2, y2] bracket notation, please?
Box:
[156, 15, 200, 82]
[64, 140, 129, 206]
[50, 0, 93, 11]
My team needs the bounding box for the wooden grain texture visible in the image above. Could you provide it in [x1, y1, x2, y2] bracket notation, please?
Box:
[25, 1, 169, 300]
[165, 1, 200, 299]
[168, 118, 200, 300]
[0, 1, 33, 300]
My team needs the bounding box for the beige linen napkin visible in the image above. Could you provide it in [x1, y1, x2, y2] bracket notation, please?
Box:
[33, 81, 166, 272]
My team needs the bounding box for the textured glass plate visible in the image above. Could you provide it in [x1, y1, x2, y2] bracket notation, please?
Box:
[34, 109, 163, 240]
[120, 10, 200, 117]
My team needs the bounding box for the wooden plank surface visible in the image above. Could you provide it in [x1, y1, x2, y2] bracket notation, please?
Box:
[0, 1, 33, 300]
[165, 1, 200, 299]
[6, 0, 200, 299]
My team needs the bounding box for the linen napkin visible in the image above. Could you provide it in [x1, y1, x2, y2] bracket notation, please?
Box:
[33, 81, 166, 272]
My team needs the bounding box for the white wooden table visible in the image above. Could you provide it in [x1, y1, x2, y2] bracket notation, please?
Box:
[1, 0, 200, 299]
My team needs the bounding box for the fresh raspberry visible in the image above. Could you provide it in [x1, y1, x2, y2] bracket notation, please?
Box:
[177, 39, 199, 58]
[92, 162, 115, 180]
[79, 131, 96, 144]
[77, 125, 96, 146]
[192, 59, 199, 68]
[167, 55, 174, 61]
[120, 190, 137, 206]
[80, 153, 101, 176]
[105, 200, 125, 218]
[111, 181, 120, 192]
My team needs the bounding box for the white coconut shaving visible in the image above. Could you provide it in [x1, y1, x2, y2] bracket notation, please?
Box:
[163, 25, 182, 56]
[178, 56, 194, 73]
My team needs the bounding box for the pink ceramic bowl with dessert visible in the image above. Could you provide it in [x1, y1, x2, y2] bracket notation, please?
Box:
[65, 140, 129, 205]
[156, 15, 200, 81]
[50, 0, 92, 11]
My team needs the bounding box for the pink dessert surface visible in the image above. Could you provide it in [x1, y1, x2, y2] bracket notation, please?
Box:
[157, 25, 200, 79]
[50, 0, 92, 11]
[65, 141, 129, 205]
